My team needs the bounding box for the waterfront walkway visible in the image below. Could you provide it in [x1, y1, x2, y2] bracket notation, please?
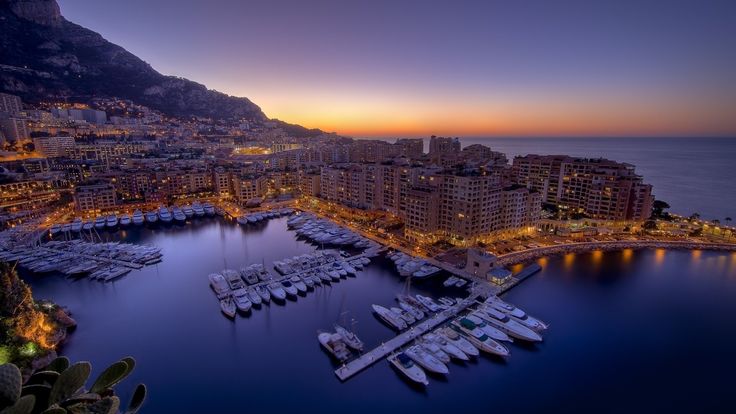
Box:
[496, 240, 736, 266]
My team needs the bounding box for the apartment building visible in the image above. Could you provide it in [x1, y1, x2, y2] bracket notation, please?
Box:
[33, 136, 76, 158]
[232, 174, 268, 205]
[74, 181, 117, 212]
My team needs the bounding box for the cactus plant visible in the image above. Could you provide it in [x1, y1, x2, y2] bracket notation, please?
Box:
[0, 363, 22, 408]
[0, 358, 146, 414]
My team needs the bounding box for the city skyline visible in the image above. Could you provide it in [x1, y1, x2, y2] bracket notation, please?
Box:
[56, 0, 736, 138]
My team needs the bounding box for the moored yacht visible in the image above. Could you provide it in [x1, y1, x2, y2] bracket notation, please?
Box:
[182, 205, 194, 218]
[281, 280, 298, 298]
[94, 216, 106, 230]
[466, 313, 512, 342]
[192, 202, 205, 217]
[404, 345, 449, 374]
[203, 202, 216, 216]
[267, 282, 287, 302]
[132, 210, 144, 225]
[208, 273, 230, 295]
[334, 324, 364, 352]
[290, 276, 308, 294]
[119, 214, 132, 226]
[372, 304, 407, 330]
[158, 206, 173, 223]
[477, 306, 543, 342]
[220, 297, 236, 318]
[106, 214, 118, 228]
[452, 319, 510, 357]
[255, 285, 271, 303]
[232, 290, 252, 313]
[145, 210, 158, 224]
[246, 288, 262, 306]
[172, 206, 186, 223]
[438, 327, 479, 357]
[388, 352, 428, 385]
[71, 218, 83, 232]
[318, 332, 351, 362]
[49, 224, 62, 235]
[423, 332, 469, 361]
[82, 221, 94, 231]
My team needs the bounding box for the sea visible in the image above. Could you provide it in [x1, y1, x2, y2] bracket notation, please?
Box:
[23, 217, 736, 413]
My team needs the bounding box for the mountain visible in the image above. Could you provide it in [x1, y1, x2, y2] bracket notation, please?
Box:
[0, 0, 268, 122]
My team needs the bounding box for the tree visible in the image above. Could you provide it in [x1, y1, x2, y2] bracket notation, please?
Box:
[643, 220, 658, 230]
[651, 200, 671, 218]
[725, 217, 732, 225]
[689, 213, 700, 222]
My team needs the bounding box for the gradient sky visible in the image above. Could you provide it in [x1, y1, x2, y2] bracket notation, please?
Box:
[57, 0, 736, 137]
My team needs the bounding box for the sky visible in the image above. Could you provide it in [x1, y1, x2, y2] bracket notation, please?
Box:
[57, 0, 736, 138]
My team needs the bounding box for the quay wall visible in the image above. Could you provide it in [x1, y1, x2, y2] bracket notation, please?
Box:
[497, 240, 736, 267]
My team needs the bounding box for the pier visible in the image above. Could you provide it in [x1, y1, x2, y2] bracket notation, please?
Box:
[335, 293, 482, 381]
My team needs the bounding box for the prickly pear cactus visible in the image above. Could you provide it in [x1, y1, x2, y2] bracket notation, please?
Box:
[0, 363, 23, 408]
[90, 361, 129, 394]
[66, 396, 119, 414]
[48, 362, 91, 406]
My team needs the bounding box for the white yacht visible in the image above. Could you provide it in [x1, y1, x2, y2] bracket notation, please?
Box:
[145, 210, 158, 224]
[334, 324, 364, 352]
[71, 218, 83, 232]
[398, 300, 425, 320]
[281, 280, 298, 298]
[158, 206, 173, 223]
[182, 205, 194, 218]
[203, 202, 216, 216]
[49, 223, 62, 235]
[208, 273, 230, 295]
[478, 306, 543, 342]
[388, 353, 428, 386]
[466, 313, 512, 342]
[290, 276, 308, 294]
[438, 327, 479, 357]
[106, 214, 118, 228]
[172, 207, 186, 223]
[415, 295, 442, 312]
[132, 210, 144, 225]
[267, 283, 287, 301]
[220, 297, 236, 318]
[192, 202, 205, 217]
[82, 221, 94, 231]
[404, 345, 449, 374]
[232, 290, 252, 313]
[94, 216, 106, 230]
[423, 332, 469, 361]
[318, 332, 351, 362]
[372, 304, 407, 330]
[255, 285, 271, 303]
[119, 214, 132, 226]
[452, 319, 510, 357]
[246, 288, 262, 306]
[391, 307, 416, 325]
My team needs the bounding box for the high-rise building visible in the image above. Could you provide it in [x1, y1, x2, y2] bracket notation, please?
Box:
[0, 93, 22, 115]
[33, 136, 76, 157]
[74, 181, 117, 211]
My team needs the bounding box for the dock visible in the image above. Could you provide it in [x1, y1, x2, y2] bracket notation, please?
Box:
[334, 292, 482, 381]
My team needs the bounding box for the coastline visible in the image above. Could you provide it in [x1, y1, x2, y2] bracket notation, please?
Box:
[496, 240, 736, 267]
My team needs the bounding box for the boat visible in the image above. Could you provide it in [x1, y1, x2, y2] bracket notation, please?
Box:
[192, 202, 205, 217]
[158, 206, 173, 223]
[71, 219, 83, 232]
[94, 217, 106, 230]
[281, 280, 298, 298]
[132, 210, 144, 225]
[388, 353, 428, 385]
[203, 202, 216, 216]
[477, 306, 543, 342]
[182, 205, 194, 218]
[172, 207, 186, 223]
[220, 297, 237, 318]
[438, 327, 479, 357]
[246, 288, 262, 306]
[391, 307, 416, 325]
[398, 300, 425, 320]
[404, 345, 449, 374]
[466, 313, 512, 342]
[255, 285, 271, 303]
[418, 339, 451, 364]
[290, 276, 308, 294]
[119, 214, 132, 226]
[208, 273, 230, 295]
[236, 216, 249, 226]
[106, 215, 118, 228]
[423, 332, 469, 361]
[82, 221, 94, 231]
[485, 297, 548, 330]
[318, 332, 351, 362]
[232, 291, 252, 313]
[267, 282, 287, 301]
[223, 269, 245, 290]
[443, 276, 459, 287]
[145, 211, 158, 224]
[372, 304, 407, 330]
[49, 224, 62, 235]
[415, 295, 442, 312]
[334, 324, 364, 352]
[452, 319, 510, 356]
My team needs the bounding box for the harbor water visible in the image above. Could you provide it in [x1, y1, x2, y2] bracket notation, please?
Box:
[24, 218, 736, 413]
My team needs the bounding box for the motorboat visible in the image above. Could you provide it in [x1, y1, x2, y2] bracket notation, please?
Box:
[82, 221, 94, 231]
[477, 306, 543, 342]
[208, 273, 230, 295]
[49, 224, 62, 235]
[106, 215, 118, 228]
[404, 345, 448, 374]
[71, 219, 83, 232]
[236, 216, 249, 226]
[255, 285, 271, 303]
[391, 307, 416, 325]
[388, 353, 428, 385]
[415, 295, 442, 312]
[398, 300, 425, 320]
[452, 319, 510, 356]
[203, 202, 216, 216]
[192, 202, 205, 217]
[438, 327, 479, 357]
[232, 290, 252, 313]
[267, 283, 287, 301]
[172, 207, 186, 223]
[485, 297, 548, 331]
[466, 313, 512, 342]
[220, 297, 237, 318]
[145, 210, 158, 224]
[418, 339, 451, 364]
[281, 281, 298, 298]
[158, 206, 173, 223]
[94, 216, 106, 230]
[290, 276, 308, 294]
[132, 210, 144, 225]
[119, 214, 131, 226]
[372, 305, 407, 330]
[423, 333, 469, 361]
[246, 288, 262, 306]
[318, 332, 351, 362]
[334, 324, 364, 352]
[182, 205, 194, 218]
[222, 269, 245, 291]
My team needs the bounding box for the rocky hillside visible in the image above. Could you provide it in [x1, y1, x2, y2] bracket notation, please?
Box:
[0, 0, 267, 121]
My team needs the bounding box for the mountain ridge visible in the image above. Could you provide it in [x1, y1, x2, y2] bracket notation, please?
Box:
[0, 0, 317, 132]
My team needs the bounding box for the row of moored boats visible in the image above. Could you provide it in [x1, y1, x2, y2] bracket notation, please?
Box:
[388, 252, 441, 279]
[287, 214, 376, 249]
[49, 202, 216, 235]
[236, 208, 294, 225]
